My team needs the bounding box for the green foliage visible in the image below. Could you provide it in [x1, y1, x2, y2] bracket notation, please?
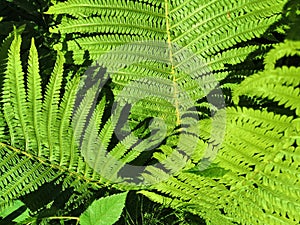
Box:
[0, 0, 75, 85]
[140, 36, 300, 225]
[233, 40, 300, 115]
[0, 0, 299, 225]
[118, 191, 206, 225]
[0, 200, 30, 224]
[0, 30, 101, 221]
[46, 0, 287, 65]
[44, 0, 292, 151]
[80, 192, 128, 225]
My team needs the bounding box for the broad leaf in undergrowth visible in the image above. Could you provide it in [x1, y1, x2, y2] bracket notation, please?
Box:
[80, 192, 128, 225]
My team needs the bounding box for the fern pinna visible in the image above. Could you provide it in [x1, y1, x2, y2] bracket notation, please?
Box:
[0, 0, 299, 225]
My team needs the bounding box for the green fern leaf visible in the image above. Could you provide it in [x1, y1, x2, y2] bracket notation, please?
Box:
[41, 51, 65, 160]
[233, 66, 300, 115]
[2, 30, 30, 149]
[26, 38, 43, 154]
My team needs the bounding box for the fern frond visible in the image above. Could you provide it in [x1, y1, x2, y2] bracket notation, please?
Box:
[140, 104, 300, 224]
[2, 30, 30, 149]
[0, 29, 18, 78]
[81, 97, 106, 178]
[45, 0, 164, 19]
[41, 52, 65, 161]
[27, 38, 43, 154]
[70, 78, 102, 170]
[134, 36, 300, 225]
[57, 74, 80, 166]
[50, 16, 166, 38]
[1, 31, 165, 197]
[0, 32, 105, 209]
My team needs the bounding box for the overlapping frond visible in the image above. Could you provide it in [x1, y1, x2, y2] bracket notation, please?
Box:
[46, 0, 288, 129]
[0, 32, 172, 209]
[138, 38, 300, 225]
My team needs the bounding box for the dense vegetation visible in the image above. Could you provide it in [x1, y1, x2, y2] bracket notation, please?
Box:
[0, 0, 299, 224]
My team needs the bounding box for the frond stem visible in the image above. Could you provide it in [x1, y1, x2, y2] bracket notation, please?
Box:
[164, 0, 181, 125]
